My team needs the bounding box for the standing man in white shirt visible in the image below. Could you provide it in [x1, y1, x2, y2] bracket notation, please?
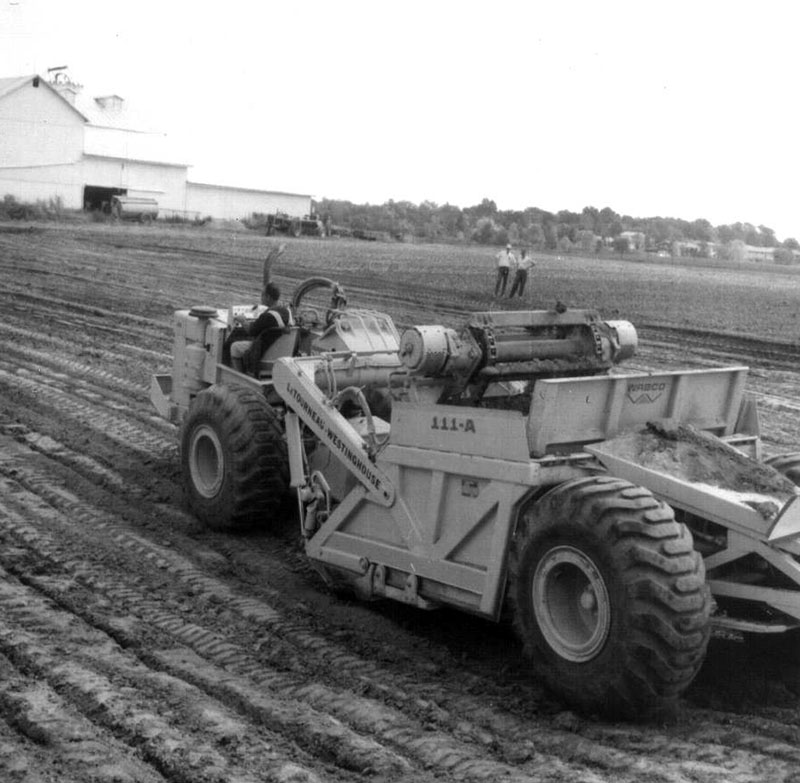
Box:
[494, 243, 516, 297]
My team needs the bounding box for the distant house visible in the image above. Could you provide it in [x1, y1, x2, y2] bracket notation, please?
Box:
[0, 72, 311, 221]
[672, 240, 701, 257]
[671, 240, 717, 259]
[744, 245, 775, 263]
[619, 230, 646, 251]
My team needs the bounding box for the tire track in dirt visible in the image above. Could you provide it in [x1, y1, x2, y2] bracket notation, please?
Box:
[0, 578, 328, 783]
[0, 480, 407, 780]
[0, 640, 167, 783]
[0, 363, 174, 457]
[0, 288, 170, 350]
[0, 453, 588, 782]
[0, 333, 162, 413]
[0, 230, 264, 323]
[639, 326, 800, 368]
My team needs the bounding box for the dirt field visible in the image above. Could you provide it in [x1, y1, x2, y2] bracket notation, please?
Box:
[2, 221, 800, 783]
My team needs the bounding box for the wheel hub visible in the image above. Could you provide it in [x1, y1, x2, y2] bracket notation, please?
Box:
[579, 586, 597, 612]
[188, 424, 224, 498]
[532, 545, 611, 663]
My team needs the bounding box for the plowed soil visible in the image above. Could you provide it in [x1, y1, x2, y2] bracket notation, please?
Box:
[2, 222, 800, 783]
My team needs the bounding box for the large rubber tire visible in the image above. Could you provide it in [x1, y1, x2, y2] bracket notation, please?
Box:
[508, 476, 711, 719]
[180, 385, 289, 531]
[764, 452, 800, 485]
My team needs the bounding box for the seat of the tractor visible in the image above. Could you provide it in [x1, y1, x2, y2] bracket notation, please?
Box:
[257, 327, 301, 377]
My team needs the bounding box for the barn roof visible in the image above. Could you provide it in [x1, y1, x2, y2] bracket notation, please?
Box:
[74, 91, 161, 133]
[84, 152, 189, 169]
[187, 181, 313, 198]
[0, 74, 88, 121]
[0, 73, 161, 132]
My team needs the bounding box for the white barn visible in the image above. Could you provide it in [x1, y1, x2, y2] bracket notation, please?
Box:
[0, 73, 312, 221]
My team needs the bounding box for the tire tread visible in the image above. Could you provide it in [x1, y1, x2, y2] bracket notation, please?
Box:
[507, 475, 711, 718]
[180, 385, 289, 531]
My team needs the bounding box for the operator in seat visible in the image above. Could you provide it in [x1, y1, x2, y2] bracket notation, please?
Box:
[229, 283, 294, 374]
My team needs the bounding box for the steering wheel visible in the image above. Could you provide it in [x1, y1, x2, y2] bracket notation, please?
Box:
[291, 277, 347, 330]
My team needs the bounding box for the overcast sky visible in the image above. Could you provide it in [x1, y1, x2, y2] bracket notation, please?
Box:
[2, 0, 799, 239]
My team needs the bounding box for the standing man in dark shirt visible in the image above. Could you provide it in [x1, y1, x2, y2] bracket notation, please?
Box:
[229, 282, 294, 373]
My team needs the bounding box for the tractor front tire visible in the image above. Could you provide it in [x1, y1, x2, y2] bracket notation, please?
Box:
[180, 385, 289, 531]
[508, 476, 711, 719]
[764, 452, 800, 485]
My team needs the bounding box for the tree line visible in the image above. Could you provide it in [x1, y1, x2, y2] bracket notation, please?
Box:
[315, 197, 799, 255]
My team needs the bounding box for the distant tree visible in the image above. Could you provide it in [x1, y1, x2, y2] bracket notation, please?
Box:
[314, 195, 793, 253]
[608, 219, 623, 237]
[524, 206, 555, 226]
[393, 218, 415, 241]
[580, 206, 599, 232]
[714, 242, 731, 261]
[716, 224, 736, 244]
[557, 222, 577, 242]
[471, 217, 506, 245]
[556, 209, 580, 225]
[743, 223, 761, 246]
[774, 247, 796, 265]
[521, 222, 545, 249]
[471, 217, 495, 244]
[438, 203, 464, 236]
[576, 229, 596, 253]
[728, 239, 747, 263]
[612, 236, 629, 256]
[758, 225, 778, 247]
[557, 235, 574, 254]
[500, 209, 526, 229]
[598, 207, 620, 238]
[688, 218, 714, 242]
[467, 198, 498, 219]
[542, 221, 558, 250]
[647, 218, 681, 246]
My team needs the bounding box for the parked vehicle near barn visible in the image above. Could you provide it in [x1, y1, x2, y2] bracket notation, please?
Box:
[265, 211, 325, 237]
[110, 195, 159, 223]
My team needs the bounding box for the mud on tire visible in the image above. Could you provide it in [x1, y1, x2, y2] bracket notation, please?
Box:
[508, 476, 711, 719]
[180, 385, 289, 531]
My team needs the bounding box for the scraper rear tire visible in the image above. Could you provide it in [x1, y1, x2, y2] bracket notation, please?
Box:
[508, 476, 711, 719]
